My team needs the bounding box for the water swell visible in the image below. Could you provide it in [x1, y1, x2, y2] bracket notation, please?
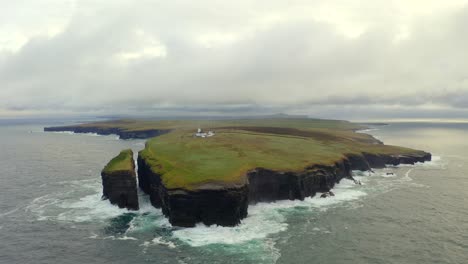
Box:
[23, 157, 446, 259]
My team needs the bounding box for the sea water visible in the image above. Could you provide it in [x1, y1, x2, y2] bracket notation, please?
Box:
[0, 121, 466, 264]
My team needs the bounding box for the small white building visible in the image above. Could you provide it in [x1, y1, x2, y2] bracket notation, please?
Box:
[195, 128, 215, 138]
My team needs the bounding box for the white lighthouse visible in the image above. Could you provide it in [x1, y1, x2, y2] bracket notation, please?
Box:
[195, 128, 215, 138]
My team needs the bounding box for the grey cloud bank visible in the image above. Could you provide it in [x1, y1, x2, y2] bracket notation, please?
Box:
[1, 0, 468, 120]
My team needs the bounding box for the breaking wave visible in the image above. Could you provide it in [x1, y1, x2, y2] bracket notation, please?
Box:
[24, 175, 371, 256]
[171, 178, 368, 248]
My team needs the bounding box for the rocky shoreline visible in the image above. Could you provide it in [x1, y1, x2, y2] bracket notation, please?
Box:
[137, 151, 431, 227]
[44, 125, 170, 139]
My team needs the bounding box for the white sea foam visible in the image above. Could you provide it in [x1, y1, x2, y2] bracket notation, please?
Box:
[87, 233, 138, 241]
[49, 131, 121, 140]
[83, 132, 100, 136]
[88, 233, 99, 239]
[151, 237, 177, 248]
[25, 194, 61, 221]
[0, 206, 23, 217]
[51, 131, 100, 136]
[139, 237, 177, 251]
[171, 178, 367, 247]
[402, 168, 414, 181]
[263, 238, 282, 263]
[172, 205, 288, 247]
[26, 178, 134, 223]
[56, 192, 127, 222]
[303, 180, 367, 209]
[126, 210, 170, 234]
[117, 236, 138, 241]
[50, 131, 75, 135]
[26, 166, 418, 249]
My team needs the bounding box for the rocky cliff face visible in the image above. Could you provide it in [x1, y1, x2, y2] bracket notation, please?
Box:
[101, 152, 139, 210]
[44, 126, 170, 139]
[137, 151, 431, 227]
[363, 152, 432, 168]
[138, 155, 248, 227]
[247, 160, 351, 203]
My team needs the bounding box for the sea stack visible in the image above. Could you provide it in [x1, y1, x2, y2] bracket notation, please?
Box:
[101, 149, 139, 210]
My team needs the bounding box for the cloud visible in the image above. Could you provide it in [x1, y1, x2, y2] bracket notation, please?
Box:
[1, 0, 468, 120]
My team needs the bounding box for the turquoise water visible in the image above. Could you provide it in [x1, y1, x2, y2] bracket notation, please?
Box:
[0, 121, 466, 263]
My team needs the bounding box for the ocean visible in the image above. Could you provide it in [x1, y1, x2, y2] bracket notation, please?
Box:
[0, 120, 466, 264]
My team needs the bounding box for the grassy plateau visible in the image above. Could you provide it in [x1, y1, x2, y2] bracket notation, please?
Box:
[102, 149, 134, 174]
[65, 118, 425, 190]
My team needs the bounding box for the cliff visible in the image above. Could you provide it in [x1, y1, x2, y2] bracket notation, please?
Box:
[138, 151, 431, 227]
[138, 155, 248, 227]
[247, 161, 351, 203]
[101, 149, 139, 210]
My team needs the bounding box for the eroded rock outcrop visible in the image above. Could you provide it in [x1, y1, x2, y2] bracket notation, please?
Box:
[101, 149, 139, 210]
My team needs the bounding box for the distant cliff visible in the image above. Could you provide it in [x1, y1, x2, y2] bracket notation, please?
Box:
[44, 125, 170, 139]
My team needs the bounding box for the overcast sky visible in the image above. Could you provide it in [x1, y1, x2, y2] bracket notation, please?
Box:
[1, 0, 468, 121]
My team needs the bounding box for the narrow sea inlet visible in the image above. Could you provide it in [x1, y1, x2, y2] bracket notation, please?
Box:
[1, 121, 466, 264]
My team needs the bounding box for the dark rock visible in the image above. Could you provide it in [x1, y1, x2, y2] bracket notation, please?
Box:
[320, 191, 335, 198]
[162, 187, 248, 227]
[346, 153, 371, 171]
[362, 152, 432, 168]
[247, 160, 351, 204]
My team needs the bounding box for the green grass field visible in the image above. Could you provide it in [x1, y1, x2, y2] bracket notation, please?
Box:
[74, 118, 425, 189]
[126, 118, 424, 190]
[102, 149, 134, 174]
